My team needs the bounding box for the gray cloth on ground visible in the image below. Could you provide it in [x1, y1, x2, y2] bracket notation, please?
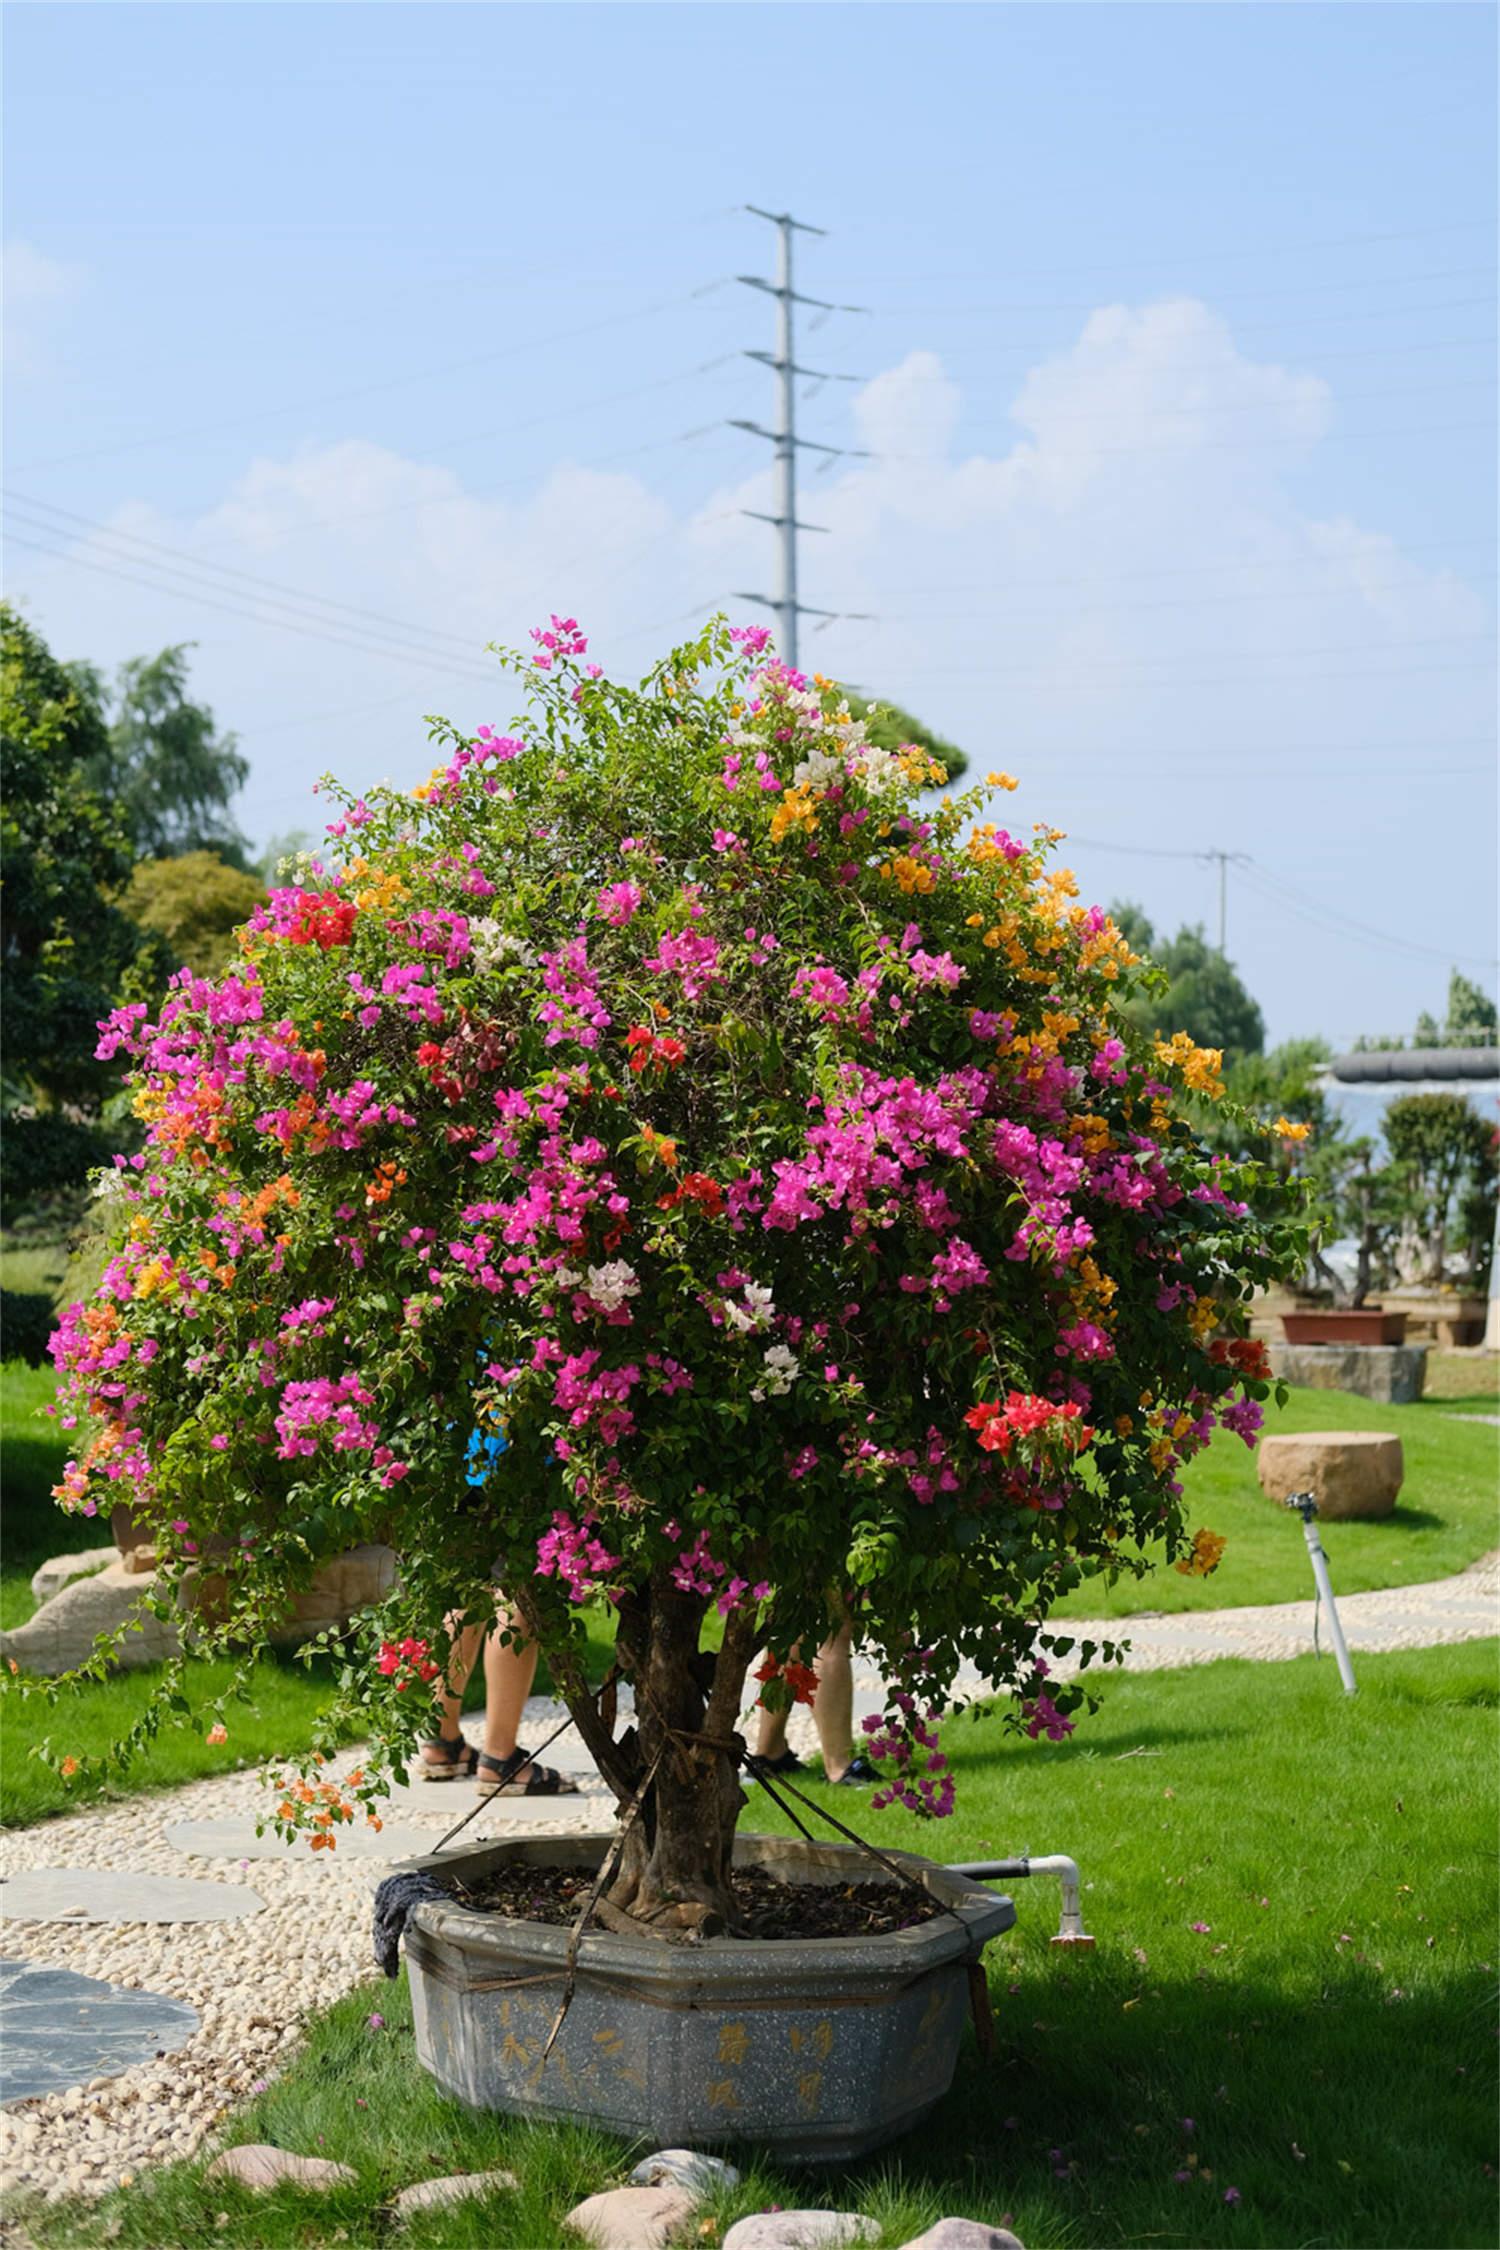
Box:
[372, 1871, 450, 1977]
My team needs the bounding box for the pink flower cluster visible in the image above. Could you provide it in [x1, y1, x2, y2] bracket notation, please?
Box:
[535, 1510, 621, 1602]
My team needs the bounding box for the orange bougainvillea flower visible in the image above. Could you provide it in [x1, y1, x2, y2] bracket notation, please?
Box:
[205, 1722, 228, 1746]
[59, 1756, 79, 1779]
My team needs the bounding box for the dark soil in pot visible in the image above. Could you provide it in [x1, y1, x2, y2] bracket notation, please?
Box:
[445, 1859, 946, 1941]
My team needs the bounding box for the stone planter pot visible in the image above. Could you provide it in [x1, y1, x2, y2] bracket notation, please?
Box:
[400, 1831, 1014, 2165]
[1281, 1308, 1407, 1346]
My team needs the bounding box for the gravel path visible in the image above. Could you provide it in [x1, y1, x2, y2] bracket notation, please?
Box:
[0, 1725, 607, 2207]
[3, 1556, 1496, 2205]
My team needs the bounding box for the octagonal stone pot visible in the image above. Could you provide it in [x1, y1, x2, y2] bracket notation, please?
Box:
[399, 1830, 1014, 2165]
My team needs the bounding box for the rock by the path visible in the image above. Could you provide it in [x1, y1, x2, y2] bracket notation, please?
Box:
[391, 2167, 520, 2217]
[30, 1546, 117, 1605]
[0, 1869, 265, 1924]
[3, 1543, 397, 1678]
[566, 2183, 701, 2248]
[630, 2148, 741, 2195]
[723, 2216, 880, 2250]
[899, 2222, 1026, 2250]
[203, 2143, 357, 2191]
[1256, 1429, 1404, 1519]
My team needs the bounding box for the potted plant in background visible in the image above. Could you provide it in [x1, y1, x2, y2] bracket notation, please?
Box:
[45, 618, 1305, 2154]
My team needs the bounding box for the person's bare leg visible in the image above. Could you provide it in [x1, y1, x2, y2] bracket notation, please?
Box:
[480, 1619, 540, 1773]
[755, 1690, 791, 1763]
[811, 1622, 855, 1782]
[752, 1624, 855, 1777]
[422, 1615, 483, 1768]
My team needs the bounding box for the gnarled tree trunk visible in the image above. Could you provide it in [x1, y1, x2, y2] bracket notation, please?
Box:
[540, 1572, 761, 1936]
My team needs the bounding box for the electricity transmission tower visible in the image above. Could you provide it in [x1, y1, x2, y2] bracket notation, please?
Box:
[730, 205, 870, 671]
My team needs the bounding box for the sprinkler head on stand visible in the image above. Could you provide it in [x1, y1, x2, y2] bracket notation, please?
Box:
[1281, 1488, 1320, 1525]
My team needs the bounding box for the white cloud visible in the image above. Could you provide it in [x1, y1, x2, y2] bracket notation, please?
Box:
[4, 241, 84, 372]
[8, 296, 1492, 1042]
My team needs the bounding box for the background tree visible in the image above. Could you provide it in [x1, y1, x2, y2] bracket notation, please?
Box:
[843, 691, 968, 784]
[0, 607, 140, 1221]
[1, 607, 137, 1106]
[1442, 970, 1498, 1048]
[121, 851, 266, 984]
[74, 644, 251, 870]
[1108, 901, 1265, 1062]
[1223, 1038, 1334, 1166]
[1383, 1091, 1496, 1286]
[1306, 1135, 1405, 1306]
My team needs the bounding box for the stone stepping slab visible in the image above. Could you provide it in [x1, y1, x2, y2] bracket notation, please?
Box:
[0, 1869, 265, 1925]
[164, 1817, 453, 1862]
[0, 1956, 199, 2107]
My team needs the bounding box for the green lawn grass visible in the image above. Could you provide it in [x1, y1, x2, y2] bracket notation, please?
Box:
[0, 1655, 356, 1827]
[0, 1361, 353, 1825]
[1052, 1384, 1499, 1619]
[1, 1361, 105, 1630]
[17, 1642, 1496, 2250]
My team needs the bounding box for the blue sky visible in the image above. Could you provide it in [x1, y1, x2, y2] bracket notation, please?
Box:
[5, 2, 1495, 1046]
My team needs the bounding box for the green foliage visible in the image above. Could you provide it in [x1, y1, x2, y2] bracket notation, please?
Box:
[255, 827, 316, 881]
[1109, 901, 1265, 1061]
[121, 850, 266, 981]
[0, 1288, 57, 1368]
[0, 1114, 114, 1226]
[29, 1643, 1498, 2250]
[1305, 1135, 1405, 1306]
[1383, 1090, 1497, 1285]
[842, 689, 969, 783]
[1441, 969, 1498, 1047]
[0, 604, 141, 1111]
[52, 620, 1304, 1887]
[76, 642, 251, 868]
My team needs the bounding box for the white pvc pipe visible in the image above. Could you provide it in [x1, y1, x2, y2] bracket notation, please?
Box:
[1300, 1515, 1358, 1695]
[946, 1852, 1095, 1948]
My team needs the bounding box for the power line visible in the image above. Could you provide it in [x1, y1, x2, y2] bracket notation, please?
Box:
[884, 330, 1497, 381]
[870, 416, 1496, 467]
[813, 534, 1497, 602]
[839, 565, 1498, 627]
[2, 530, 501, 684]
[12, 282, 731, 473]
[870, 265, 1498, 319]
[5, 491, 487, 657]
[836, 217, 1498, 283]
[1234, 865, 1499, 971]
[1056, 835, 1498, 971]
[880, 374, 1499, 435]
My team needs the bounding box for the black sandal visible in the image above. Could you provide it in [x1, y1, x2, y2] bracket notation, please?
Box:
[417, 1732, 480, 1782]
[750, 1749, 806, 1783]
[477, 1746, 581, 1798]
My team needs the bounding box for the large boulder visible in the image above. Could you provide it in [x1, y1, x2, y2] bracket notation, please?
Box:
[1256, 1430, 1404, 1520]
[1, 1543, 398, 1677]
[29, 1545, 118, 1605]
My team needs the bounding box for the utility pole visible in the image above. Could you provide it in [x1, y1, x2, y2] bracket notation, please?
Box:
[1199, 850, 1250, 953]
[731, 206, 870, 670]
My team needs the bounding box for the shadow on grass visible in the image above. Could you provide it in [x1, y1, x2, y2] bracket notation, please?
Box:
[25, 1957, 1495, 2250]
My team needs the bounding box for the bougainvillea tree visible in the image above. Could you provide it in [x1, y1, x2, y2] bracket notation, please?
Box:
[49, 617, 1306, 1932]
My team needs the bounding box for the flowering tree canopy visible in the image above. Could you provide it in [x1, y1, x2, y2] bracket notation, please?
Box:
[51, 618, 1306, 1931]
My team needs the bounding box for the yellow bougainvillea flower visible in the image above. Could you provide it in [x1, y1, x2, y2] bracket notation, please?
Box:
[1175, 1527, 1228, 1577]
[1273, 1116, 1312, 1142]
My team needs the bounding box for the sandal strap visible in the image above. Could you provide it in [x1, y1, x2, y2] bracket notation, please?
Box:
[478, 1746, 527, 1778]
